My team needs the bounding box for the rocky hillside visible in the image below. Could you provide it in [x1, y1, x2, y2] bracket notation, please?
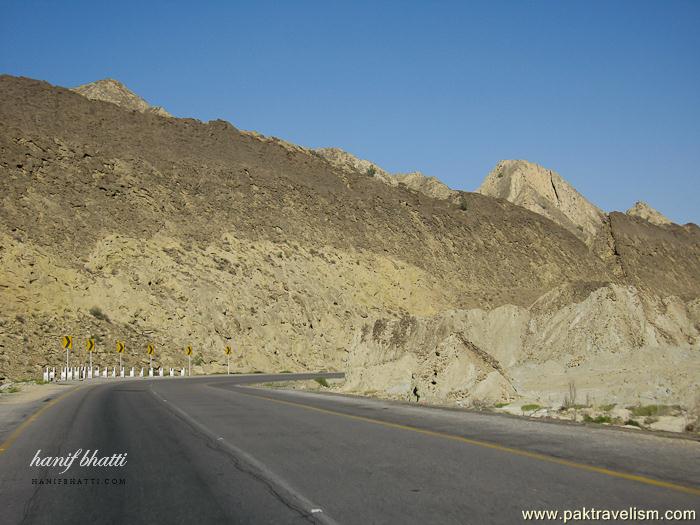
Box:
[72, 78, 172, 117]
[1, 76, 698, 423]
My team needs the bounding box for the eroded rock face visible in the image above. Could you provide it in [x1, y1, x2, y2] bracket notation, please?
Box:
[477, 160, 606, 247]
[0, 75, 613, 380]
[345, 284, 700, 408]
[72, 78, 172, 117]
[626, 201, 672, 226]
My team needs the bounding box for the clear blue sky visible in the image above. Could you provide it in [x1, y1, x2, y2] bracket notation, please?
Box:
[2, 1, 698, 223]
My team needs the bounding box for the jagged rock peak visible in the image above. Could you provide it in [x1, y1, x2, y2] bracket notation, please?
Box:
[314, 147, 456, 201]
[314, 147, 388, 177]
[477, 160, 605, 246]
[394, 172, 456, 201]
[626, 201, 672, 226]
[71, 78, 171, 117]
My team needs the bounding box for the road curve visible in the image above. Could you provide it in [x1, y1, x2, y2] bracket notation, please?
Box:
[0, 374, 698, 524]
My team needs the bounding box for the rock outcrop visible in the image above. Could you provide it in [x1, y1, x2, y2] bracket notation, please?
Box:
[314, 147, 457, 201]
[626, 201, 672, 226]
[394, 172, 457, 201]
[72, 78, 172, 117]
[344, 284, 700, 408]
[477, 160, 606, 247]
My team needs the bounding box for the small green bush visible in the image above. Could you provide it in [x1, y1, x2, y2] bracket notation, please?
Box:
[584, 414, 612, 424]
[521, 403, 540, 413]
[459, 195, 468, 211]
[89, 306, 110, 322]
[628, 405, 657, 417]
[366, 166, 377, 177]
[599, 403, 616, 412]
[6, 386, 21, 393]
[628, 404, 680, 417]
[314, 377, 330, 388]
[625, 419, 642, 428]
[494, 402, 509, 408]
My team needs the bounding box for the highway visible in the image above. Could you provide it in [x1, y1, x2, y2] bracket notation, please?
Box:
[0, 374, 698, 524]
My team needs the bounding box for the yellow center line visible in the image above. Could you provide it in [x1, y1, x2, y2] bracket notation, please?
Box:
[0, 386, 83, 455]
[235, 389, 700, 497]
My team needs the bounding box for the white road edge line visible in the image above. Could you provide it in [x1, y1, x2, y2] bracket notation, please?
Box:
[149, 386, 339, 525]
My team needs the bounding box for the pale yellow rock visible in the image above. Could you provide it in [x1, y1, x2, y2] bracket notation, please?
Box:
[477, 160, 605, 246]
[342, 283, 700, 411]
[0, 230, 450, 377]
[314, 147, 457, 201]
[648, 416, 688, 433]
[72, 79, 172, 117]
[626, 201, 672, 226]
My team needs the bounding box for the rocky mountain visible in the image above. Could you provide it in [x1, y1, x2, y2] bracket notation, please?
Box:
[72, 78, 172, 117]
[477, 160, 606, 247]
[1, 76, 698, 424]
[626, 201, 672, 226]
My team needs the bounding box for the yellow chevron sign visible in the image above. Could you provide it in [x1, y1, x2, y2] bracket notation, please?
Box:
[147, 344, 155, 355]
[86, 339, 95, 352]
[186, 346, 193, 356]
[225, 346, 232, 355]
[62, 336, 72, 350]
[116, 341, 125, 353]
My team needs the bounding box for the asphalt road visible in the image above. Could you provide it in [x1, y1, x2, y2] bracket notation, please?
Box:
[0, 374, 698, 524]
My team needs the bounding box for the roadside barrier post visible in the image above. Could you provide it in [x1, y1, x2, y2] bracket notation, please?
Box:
[86, 339, 95, 378]
[61, 336, 72, 381]
[186, 346, 193, 376]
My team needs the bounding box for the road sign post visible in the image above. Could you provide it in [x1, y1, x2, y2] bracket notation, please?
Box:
[186, 346, 193, 376]
[61, 336, 72, 380]
[116, 341, 125, 375]
[225, 345, 232, 375]
[147, 344, 154, 371]
[87, 338, 95, 378]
